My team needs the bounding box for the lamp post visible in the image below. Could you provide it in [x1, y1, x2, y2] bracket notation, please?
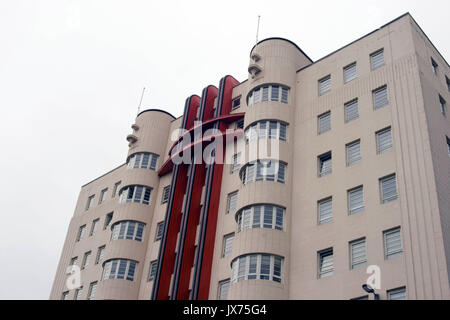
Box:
[362, 284, 380, 300]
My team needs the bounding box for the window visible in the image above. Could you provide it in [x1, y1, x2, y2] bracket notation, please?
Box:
[318, 248, 334, 279]
[370, 49, 385, 70]
[318, 112, 331, 135]
[155, 222, 164, 241]
[218, 280, 230, 300]
[431, 58, 438, 75]
[231, 254, 283, 283]
[82, 251, 91, 269]
[86, 195, 95, 211]
[345, 99, 359, 123]
[248, 84, 289, 106]
[318, 152, 332, 177]
[446, 76, 450, 92]
[376, 127, 393, 154]
[161, 185, 171, 204]
[112, 181, 121, 198]
[61, 291, 69, 300]
[237, 205, 285, 232]
[318, 197, 333, 225]
[240, 161, 286, 185]
[102, 259, 138, 281]
[447, 136, 450, 157]
[373, 85, 389, 109]
[222, 233, 234, 258]
[127, 153, 159, 171]
[318, 75, 331, 96]
[384, 227, 403, 259]
[350, 239, 367, 269]
[95, 246, 105, 264]
[236, 119, 244, 129]
[244, 120, 288, 143]
[439, 95, 446, 116]
[148, 261, 157, 281]
[348, 186, 364, 215]
[111, 220, 145, 242]
[99, 188, 108, 204]
[346, 140, 361, 166]
[74, 286, 83, 300]
[87, 282, 97, 300]
[387, 287, 406, 300]
[90, 219, 99, 236]
[119, 185, 152, 205]
[226, 191, 238, 214]
[232, 96, 241, 110]
[77, 225, 86, 242]
[344, 62, 357, 83]
[380, 174, 398, 204]
[70, 257, 78, 266]
[231, 153, 241, 173]
[104, 212, 113, 230]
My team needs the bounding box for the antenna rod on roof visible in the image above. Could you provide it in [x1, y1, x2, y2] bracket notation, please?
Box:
[256, 15, 261, 45]
[137, 87, 146, 115]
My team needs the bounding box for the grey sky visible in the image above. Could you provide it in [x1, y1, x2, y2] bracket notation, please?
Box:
[0, 0, 448, 299]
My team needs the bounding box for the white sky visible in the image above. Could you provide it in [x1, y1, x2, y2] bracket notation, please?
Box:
[0, 0, 448, 300]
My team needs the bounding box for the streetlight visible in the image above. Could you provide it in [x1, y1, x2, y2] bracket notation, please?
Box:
[362, 284, 380, 300]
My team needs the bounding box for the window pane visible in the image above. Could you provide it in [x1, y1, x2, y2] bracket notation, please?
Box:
[371, 49, 385, 69]
[344, 63, 357, 83]
[281, 87, 289, 103]
[260, 255, 271, 280]
[319, 153, 332, 177]
[279, 123, 287, 141]
[349, 187, 364, 215]
[318, 112, 331, 134]
[261, 86, 269, 102]
[319, 75, 331, 95]
[271, 85, 279, 101]
[373, 86, 388, 109]
[319, 198, 333, 224]
[263, 205, 273, 229]
[345, 99, 359, 122]
[218, 280, 230, 300]
[385, 228, 403, 259]
[388, 287, 406, 300]
[252, 206, 261, 228]
[347, 141, 361, 166]
[377, 128, 392, 153]
[319, 249, 334, 278]
[381, 175, 398, 203]
[350, 239, 367, 269]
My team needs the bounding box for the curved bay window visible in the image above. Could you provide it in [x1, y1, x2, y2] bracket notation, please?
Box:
[101, 259, 138, 281]
[245, 120, 287, 143]
[127, 153, 159, 171]
[236, 204, 285, 232]
[247, 84, 290, 106]
[240, 160, 286, 185]
[231, 254, 283, 284]
[119, 185, 152, 205]
[111, 221, 145, 242]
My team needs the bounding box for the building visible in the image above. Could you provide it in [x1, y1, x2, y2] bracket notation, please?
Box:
[50, 13, 450, 300]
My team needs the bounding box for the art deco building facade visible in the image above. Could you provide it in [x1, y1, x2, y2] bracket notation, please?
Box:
[50, 13, 450, 300]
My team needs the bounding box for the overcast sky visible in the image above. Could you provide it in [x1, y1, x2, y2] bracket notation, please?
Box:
[0, 0, 448, 300]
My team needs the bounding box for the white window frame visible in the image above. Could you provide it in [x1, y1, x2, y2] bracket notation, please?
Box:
[346, 140, 361, 166]
[155, 222, 164, 241]
[99, 188, 108, 204]
[119, 185, 152, 205]
[231, 254, 283, 284]
[348, 186, 364, 215]
[95, 245, 105, 264]
[376, 127, 393, 154]
[318, 197, 333, 225]
[237, 205, 285, 232]
[384, 227, 403, 260]
[318, 75, 331, 96]
[318, 152, 332, 177]
[380, 174, 398, 204]
[102, 259, 138, 281]
[226, 191, 238, 214]
[370, 49, 385, 70]
[318, 112, 331, 135]
[344, 99, 359, 123]
[86, 195, 95, 211]
[318, 248, 334, 279]
[77, 225, 87, 242]
[87, 282, 98, 300]
[350, 238, 367, 270]
[111, 220, 145, 242]
[218, 279, 231, 300]
[343, 62, 357, 83]
[222, 233, 234, 258]
[387, 287, 407, 300]
[373, 85, 389, 110]
[148, 261, 158, 282]
[82, 251, 91, 270]
[90, 219, 99, 237]
[248, 84, 289, 106]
